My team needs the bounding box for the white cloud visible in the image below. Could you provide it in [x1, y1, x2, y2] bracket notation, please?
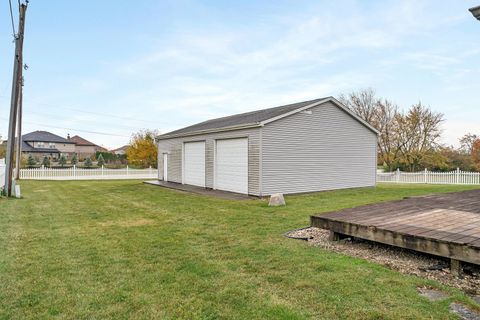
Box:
[6, 0, 477, 148]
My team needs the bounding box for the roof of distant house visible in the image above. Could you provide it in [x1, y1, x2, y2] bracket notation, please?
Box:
[69, 135, 97, 147]
[111, 145, 129, 152]
[22, 131, 74, 144]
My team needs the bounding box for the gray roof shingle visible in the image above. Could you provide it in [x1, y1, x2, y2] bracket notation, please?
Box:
[22, 131, 74, 144]
[160, 97, 329, 138]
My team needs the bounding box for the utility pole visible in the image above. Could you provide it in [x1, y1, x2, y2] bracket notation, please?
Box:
[14, 77, 24, 180]
[4, 3, 27, 197]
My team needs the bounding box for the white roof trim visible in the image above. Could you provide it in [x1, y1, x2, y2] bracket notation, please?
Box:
[259, 97, 330, 126]
[157, 123, 261, 140]
[260, 96, 379, 135]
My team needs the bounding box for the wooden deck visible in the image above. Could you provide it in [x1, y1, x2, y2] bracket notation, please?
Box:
[310, 189, 480, 272]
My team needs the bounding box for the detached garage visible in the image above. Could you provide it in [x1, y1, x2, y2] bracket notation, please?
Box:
[157, 97, 378, 196]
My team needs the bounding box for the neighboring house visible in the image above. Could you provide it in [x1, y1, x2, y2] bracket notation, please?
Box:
[112, 145, 129, 155]
[157, 97, 379, 196]
[19, 131, 105, 161]
[68, 135, 106, 159]
[22, 131, 76, 160]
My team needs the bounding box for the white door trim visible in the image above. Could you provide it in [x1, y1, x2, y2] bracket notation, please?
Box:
[163, 153, 168, 181]
[213, 139, 217, 190]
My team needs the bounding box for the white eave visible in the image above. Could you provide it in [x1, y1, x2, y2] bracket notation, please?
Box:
[156, 122, 262, 140]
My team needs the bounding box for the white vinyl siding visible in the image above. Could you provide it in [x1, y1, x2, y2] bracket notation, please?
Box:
[183, 141, 206, 187]
[215, 138, 248, 194]
[261, 102, 377, 195]
[158, 128, 260, 195]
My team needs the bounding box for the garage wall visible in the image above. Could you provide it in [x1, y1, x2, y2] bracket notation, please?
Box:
[157, 128, 261, 195]
[261, 101, 377, 195]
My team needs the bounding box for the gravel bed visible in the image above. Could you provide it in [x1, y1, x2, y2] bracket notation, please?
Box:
[286, 227, 480, 295]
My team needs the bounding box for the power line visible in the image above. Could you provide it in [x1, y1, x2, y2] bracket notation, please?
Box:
[8, 0, 17, 38]
[0, 116, 130, 138]
[25, 109, 148, 131]
[27, 100, 161, 125]
[0, 94, 184, 126]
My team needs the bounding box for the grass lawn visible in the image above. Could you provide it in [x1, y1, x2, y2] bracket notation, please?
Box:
[1, 181, 479, 319]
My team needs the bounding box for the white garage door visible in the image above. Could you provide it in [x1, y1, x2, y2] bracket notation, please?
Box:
[184, 141, 205, 187]
[215, 138, 248, 194]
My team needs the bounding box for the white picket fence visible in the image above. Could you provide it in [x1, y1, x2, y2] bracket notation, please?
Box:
[377, 168, 480, 185]
[19, 165, 158, 180]
[0, 159, 5, 189]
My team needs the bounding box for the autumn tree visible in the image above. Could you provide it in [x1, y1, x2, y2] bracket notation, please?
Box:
[459, 133, 479, 154]
[0, 140, 5, 159]
[339, 89, 444, 171]
[395, 102, 444, 171]
[440, 146, 475, 171]
[471, 139, 480, 170]
[126, 130, 158, 168]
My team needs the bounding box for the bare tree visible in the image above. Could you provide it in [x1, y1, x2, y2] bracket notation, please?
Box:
[339, 90, 444, 171]
[338, 89, 400, 170]
[459, 133, 479, 154]
[375, 99, 400, 170]
[338, 88, 379, 125]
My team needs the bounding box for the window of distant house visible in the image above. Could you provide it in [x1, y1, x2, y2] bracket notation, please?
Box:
[37, 142, 44, 148]
[49, 142, 55, 148]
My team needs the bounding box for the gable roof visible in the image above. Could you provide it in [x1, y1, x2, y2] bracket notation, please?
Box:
[69, 135, 97, 147]
[157, 97, 378, 140]
[111, 145, 129, 152]
[22, 131, 74, 144]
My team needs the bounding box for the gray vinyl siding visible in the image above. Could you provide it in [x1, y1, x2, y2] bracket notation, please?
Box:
[261, 102, 377, 195]
[158, 128, 261, 196]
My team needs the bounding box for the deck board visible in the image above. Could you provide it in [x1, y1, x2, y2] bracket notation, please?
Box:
[310, 189, 480, 265]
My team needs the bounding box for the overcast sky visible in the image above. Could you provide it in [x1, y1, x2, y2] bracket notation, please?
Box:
[0, 0, 479, 149]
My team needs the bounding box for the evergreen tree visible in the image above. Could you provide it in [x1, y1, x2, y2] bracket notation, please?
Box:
[71, 153, 77, 165]
[84, 157, 92, 168]
[42, 156, 50, 167]
[59, 154, 67, 167]
[97, 154, 105, 167]
[27, 154, 36, 168]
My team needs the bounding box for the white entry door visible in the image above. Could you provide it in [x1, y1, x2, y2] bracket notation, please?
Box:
[163, 153, 168, 181]
[215, 138, 248, 194]
[183, 141, 206, 187]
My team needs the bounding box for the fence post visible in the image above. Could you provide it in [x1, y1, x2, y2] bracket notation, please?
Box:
[73, 165, 76, 179]
[456, 168, 460, 184]
[396, 168, 400, 183]
[126, 165, 129, 177]
[424, 168, 427, 184]
[41, 165, 45, 179]
[101, 165, 104, 179]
